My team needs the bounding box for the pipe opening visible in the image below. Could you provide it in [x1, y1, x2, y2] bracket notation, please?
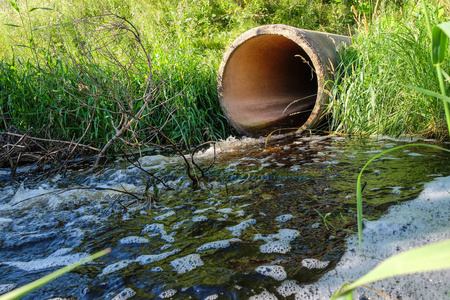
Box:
[221, 34, 318, 135]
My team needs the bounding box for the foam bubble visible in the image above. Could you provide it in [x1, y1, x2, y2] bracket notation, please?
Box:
[111, 287, 136, 300]
[205, 294, 218, 300]
[275, 214, 294, 222]
[301, 259, 329, 269]
[101, 260, 133, 276]
[276, 280, 302, 297]
[158, 289, 177, 298]
[217, 208, 233, 213]
[135, 249, 181, 265]
[226, 219, 256, 237]
[170, 254, 204, 274]
[0, 284, 17, 295]
[142, 223, 174, 243]
[249, 289, 277, 300]
[196, 238, 241, 251]
[0, 218, 13, 229]
[4, 250, 90, 272]
[119, 236, 149, 244]
[154, 211, 175, 221]
[254, 229, 299, 253]
[255, 265, 287, 281]
[194, 207, 214, 214]
[192, 215, 208, 222]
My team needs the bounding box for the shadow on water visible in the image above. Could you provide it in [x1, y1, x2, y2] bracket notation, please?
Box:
[0, 135, 449, 299]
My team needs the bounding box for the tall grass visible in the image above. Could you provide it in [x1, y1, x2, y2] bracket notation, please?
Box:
[328, 1, 450, 139]
[0, 0, 446, 150]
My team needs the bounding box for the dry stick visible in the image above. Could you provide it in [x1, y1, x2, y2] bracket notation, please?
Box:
[118, 141, 173, 190]
[1, 132, 100, 152]
[190, 141, 217, 181]
[89, 100, 150, 172]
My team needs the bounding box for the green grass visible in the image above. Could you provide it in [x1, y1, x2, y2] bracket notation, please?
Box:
[0, 0, 448, 152]
[327, 1, 450, 139]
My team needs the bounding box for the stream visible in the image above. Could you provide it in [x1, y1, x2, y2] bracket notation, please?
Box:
[0, 134, 449, 299]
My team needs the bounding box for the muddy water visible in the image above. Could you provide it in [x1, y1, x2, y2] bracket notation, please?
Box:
[0, 135, 449, 299]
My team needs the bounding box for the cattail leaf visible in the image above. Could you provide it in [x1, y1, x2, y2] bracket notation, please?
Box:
[431, 22, 450, 65]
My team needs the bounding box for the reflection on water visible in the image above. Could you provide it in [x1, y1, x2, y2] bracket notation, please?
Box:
[0, 135, 449, 299]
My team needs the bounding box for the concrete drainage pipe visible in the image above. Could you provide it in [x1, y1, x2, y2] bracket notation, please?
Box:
[217, 24, 350, 136]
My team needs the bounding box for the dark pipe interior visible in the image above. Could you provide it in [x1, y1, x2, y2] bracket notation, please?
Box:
[222, 34, 318, 135]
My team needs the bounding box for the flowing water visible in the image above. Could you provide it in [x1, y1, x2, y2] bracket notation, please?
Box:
[0, 135, 449, 299]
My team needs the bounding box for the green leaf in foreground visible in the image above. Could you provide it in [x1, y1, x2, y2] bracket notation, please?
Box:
[404, 85, 450, 104]
[29, 7, 53, 12]
[9, 0, 20, 13]
[431, 21, 450, 65]
[0, 248, 111, 300]
[356, 143, 450, 248]
[331, 239, 450, 299]
[4, 24, 20, 28]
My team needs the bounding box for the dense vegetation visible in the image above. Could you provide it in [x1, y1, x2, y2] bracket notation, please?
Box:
[0, 0, 449, 154]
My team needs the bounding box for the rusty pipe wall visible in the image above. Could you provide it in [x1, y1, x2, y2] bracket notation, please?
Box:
[217, 25, 350, 136]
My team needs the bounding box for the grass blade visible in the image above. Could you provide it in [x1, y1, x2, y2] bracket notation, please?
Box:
[29, 7, 53, 12]
[9, 0, 19, 13]
[356, 143, 450, 248]
[0, 248, 111, 300]
[404, 84, 450, 104]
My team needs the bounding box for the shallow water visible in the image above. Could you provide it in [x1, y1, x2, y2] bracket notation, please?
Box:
[0, 135, 449, 299]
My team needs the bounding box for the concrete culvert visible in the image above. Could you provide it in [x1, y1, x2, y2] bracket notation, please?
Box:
[217, 24, 350, 136]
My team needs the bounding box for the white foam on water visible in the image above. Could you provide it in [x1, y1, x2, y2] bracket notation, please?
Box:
[3, 250, 90, 272]
[249, 289, 278, 300]
[217, 208, 233, 213]
[101, 260, 133, 276]
[276, 280, 302, 297]
[135, 249, 181, 265]
[254, 229, 299, 254]
[6, 183, 55, 208]
[193, 207, 214, 214]
[204, 294, 218, 300]
[0, 218, 13, 229]
[408, 152, 424, 157]
[142, 223, 174, 243]
[111, 287, 136, 300]
[255, 265, 287, 281]
[196, 238, 241, 251]
[192, 215, 208, 222]
[119, 236, 149, 244]
[154, 210, 175, 221]
[301, 258, 329, 269]
[170, 254, 204, 274]
[289, 175, 450, 299]
[226, 219, 256, 237]
[0, 284, 17, 295]
[172, 219, 187, 230]
[158, 289, 177, 298]
[138, 155, 183, 170]
[275, 214, 294, 222]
